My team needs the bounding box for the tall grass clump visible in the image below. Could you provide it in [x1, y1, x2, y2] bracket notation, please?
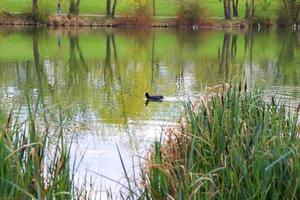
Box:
[0, 97, 79, 199]
[143, 83, 300, 199]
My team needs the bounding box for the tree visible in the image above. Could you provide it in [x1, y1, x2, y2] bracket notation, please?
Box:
[245, 0, 250, 18]
[221, 0, 239, 19]
[223, 0, 231, 20]
[69, 0, 81, 15]
[32, 0, 38, 17]
[251, 0, 254, 17]
[106, 0, 118, 17]
[152, 0, 156, 16]
[278, 0, 300, 24]
[106, 0, 111, 17]
[232, 0, 238, 17]
[245, 0, 255, 19]
[289, 0, 300, 23]
[112, 0, 118, 17]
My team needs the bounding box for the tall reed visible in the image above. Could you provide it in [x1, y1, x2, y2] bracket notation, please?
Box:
[143, 83, 300, 199]
[0, 94, 78, 199]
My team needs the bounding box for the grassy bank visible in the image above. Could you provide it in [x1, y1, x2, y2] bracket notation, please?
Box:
[0, 0, 282, 26]
[1, 0, 245, 17]
[0, 94, 83, 199]
[141, 83, 300, 199]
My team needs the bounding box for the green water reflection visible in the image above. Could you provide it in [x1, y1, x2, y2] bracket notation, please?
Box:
[0, 28, 300, 126]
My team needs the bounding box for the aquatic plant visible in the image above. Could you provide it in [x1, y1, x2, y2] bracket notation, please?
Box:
[142, 83, 300, 199]
[0, 94, 80, 199]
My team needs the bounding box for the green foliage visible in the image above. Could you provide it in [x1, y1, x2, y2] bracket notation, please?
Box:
[254, 0, 273, 25]
[277, 0, 300, 25]
[144, 83, 300, 199]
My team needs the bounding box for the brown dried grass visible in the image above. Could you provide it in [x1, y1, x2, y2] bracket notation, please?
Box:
[47, 15, 89, 26]
[145, 82, 230, 185]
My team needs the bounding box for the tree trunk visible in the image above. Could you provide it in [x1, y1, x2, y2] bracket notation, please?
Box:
[295, 9, 300, 23]
[223, 0, 231, 20]
[232, 0, 238, 17]
[69, 0, 75, 14]
[106, 0, 111, 17]
[245, 0, 250, 18]
[282, 0, 287, 9]
[251, 0, 254, 17]
[69, 0, 80, 15]
[57, 0, 62, 15]
[152, 0, 156, 16]
[111, 0, 117, 17]
[75, 0, 81, 15]
[32, 0, 38, 17]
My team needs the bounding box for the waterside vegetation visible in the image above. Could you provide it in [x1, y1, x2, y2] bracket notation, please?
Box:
[0, 0, 300, 27]
[140, 83, 300, 199]
[0, 94, 86, 199]
[1, 79, 300, 199]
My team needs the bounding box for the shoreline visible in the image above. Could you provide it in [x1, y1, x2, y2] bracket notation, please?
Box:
[0, 13, 252, 29]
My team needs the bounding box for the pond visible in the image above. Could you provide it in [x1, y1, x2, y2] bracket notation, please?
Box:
[0, 27, 300, 197]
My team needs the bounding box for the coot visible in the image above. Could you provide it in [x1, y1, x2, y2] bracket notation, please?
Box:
[145, 92, 164, 101]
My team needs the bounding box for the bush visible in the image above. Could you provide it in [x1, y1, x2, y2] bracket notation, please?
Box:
[176, 0, 204, 25]
[119, 0, 151, 25]
[276, 0, 300, 26]
[253, 0, 273, 26]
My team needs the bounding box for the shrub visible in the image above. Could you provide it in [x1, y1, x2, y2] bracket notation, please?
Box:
[254, 0, 273, 26]
[276, 0, 300, 26]
[119, 0, 151, 26]
[176, 0, 204, 25]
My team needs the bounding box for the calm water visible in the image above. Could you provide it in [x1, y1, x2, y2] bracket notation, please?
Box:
[1, 28, 300, 197]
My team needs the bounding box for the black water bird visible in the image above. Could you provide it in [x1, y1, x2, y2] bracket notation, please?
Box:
[145, 92, 164, 101]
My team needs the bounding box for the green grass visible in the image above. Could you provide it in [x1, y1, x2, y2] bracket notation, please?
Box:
[0, 91, 84, 199]
[139, 82, 300, 199]
[0, 0, 281, 19]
